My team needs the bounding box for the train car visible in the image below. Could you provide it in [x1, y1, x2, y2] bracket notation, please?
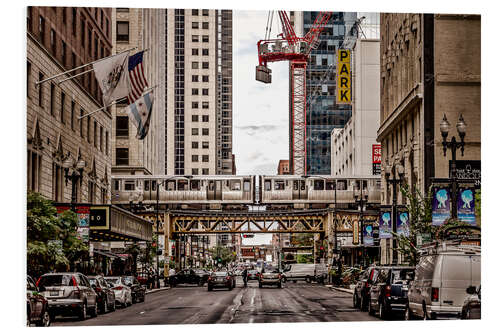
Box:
[111, 175, 256, 208]
[258, 175, 381, 207]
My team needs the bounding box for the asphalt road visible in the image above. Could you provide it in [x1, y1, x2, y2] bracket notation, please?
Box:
[52, 279, 380, 326]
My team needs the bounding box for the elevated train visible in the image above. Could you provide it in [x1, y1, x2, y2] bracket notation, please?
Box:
[111, 175, 381, 210]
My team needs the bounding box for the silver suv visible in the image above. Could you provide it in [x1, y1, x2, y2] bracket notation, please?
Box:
[37, 273, 98, 320]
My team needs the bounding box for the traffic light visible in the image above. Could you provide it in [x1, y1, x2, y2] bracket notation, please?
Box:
[242, 234, 254, 238]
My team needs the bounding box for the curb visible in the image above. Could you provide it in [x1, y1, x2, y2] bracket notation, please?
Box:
[145, 287, 170, 294]
[329, 286, 354, 294]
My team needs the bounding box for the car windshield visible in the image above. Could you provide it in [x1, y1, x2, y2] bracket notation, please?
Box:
[213, 272, 228, 277]
[105, 278, 120, 286]
[392, 269, 414, 283]
[38, 274, 74, 287]
[262, 267, 279, 273]
[123, 276, 134, 284]
[249, 270, 257, 274]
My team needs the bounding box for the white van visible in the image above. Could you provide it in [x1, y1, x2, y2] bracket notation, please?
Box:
[406, 241, 481, 320]
[283, 264, 315, 283]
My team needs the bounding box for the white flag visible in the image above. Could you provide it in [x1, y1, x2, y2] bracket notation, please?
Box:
[126, 92, 154, 140]
[93, 52, 130, 105]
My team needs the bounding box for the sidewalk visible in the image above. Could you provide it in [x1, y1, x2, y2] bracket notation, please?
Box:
[145, 280, 170, 294]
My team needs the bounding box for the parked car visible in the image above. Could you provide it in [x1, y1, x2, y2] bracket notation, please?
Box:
[169, 268, 209, 287]
[27, 275, 50, 326]
[247, 269, 260, 281]
[353, 266, 381, 310]
[461, 285, 481, 320]
[123, 276, 146, 303]
[259, 266, 283, 288]
[367, 266, 415, 319]
[104, 277, 133, 308]
[282, 264, 315, 283]
[88, 275, 116, 313]
[37, 272, 98, 320]
[406, 241, 481, 320]
[314, 264, 328, 284]
[207, 271, 234, 291]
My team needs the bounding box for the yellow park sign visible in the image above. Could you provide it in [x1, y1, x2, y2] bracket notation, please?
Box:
[336, 49, 351, 104]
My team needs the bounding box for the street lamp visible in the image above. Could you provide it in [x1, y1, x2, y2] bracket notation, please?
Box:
[440, 114, 467, 218]
[155, 175, 192, 288]
[353, 180, 368, 267]
[386, 163, 405, 265]
[63, 155, 86, 208]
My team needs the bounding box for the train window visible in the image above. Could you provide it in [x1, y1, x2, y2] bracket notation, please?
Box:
[113, 180, 120, 191]
[337, 180, 347, 190]
[313, 180, 324, 190]
[274, 180, 285, 190]
[243, 180, 251, 191]
[326, 180, 335, 190]
[264, 180, 271, 191]
[293, 181, 298, 190]
[152, 180, 157, 191]
[124, 181, 135, 191]
[230, 180, 241, 191]
[208, 181, 214, 190]
[144, 180, 150, 191]
[178, 180, 188, 190]
[191, 180, 200, 190]
[166, 180, 176, 191]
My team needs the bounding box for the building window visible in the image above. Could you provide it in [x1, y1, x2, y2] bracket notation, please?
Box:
[202, 141, 209, 149]
[105, 131, 109, 155]
[202, 75, 209, 82]
[192, 115, 199, 122]
[72, 8, 76, 35]
[88, 180, 96, 204]
[192, 128, 199, 135]
[202, 115, 209, 122]
[116, 116, 129, 137]
[27, 148, 42, 192]
[52, 162, 63, 202]
[50, 29, 56, 53]
[192, 88, 199, 95]
[27, 7, 32, 33]
[38, 72, 44, 106]
[202, 155, 209, 162]
[80, 19, 85, 47]
[87, 116, 91, 143]
[192, 35, 199, 42]
[192, 155, 198, 162]
[61, 41, 67, 66]
[202, 88, 208, 95]
[192, 48, 199, 56]
[192, 102, 199, 109]
[27, 62, 31, 98]
[192, 62, 199, 69]
[202, 35, 209, 42]
[192, 9, 199, 16]
[202, 128, 209, 136]
[50, 83, 55, 116]
[60, 92, 65, 123]
[117, 21, 129, 42]
[202, 168, 209, 175]
[94, 121, 97, 148]
[192, 75, 199, 82]
[192, 168, 199, 175]
[202, 62, 209, 69]
[202, 9, 209, 16]
[99, 126, 103, 151]
[202, 101, 209, 109]
[192, 22, 199, 29]
[202, 49, 209, 56]
[101, 187, 107, 204]
[39, 15, 45, 41]
[192, 141, 199, 149]
[116, 148, 129, 165]
[202, 22, 209, 29]
[80, 109, 84, 137]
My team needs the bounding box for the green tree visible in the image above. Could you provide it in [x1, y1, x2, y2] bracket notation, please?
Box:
[27, 192, 88, 277]
[125, 242, 141, 275]
[209, 245, 236, 266]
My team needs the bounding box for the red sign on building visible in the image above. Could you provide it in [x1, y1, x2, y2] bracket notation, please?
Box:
[372, 144, 381, 175]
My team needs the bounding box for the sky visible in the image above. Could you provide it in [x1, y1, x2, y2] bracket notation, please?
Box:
[233, 10, 290, 177]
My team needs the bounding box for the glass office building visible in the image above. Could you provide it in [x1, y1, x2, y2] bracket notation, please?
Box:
[290, 11, 358, 175]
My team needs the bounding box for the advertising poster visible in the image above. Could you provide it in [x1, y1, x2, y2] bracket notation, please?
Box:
[397, 210, 410, 237]
[76, 206, 90, 227]
[352, 219, 359, 245]
[457, 187, 476, 225]
[372, 144, 381, 175]
[379, 208, 392, 239]
[363, 224, 374, 246]
[432, 185, 451, 226]
[76, 227, 89, 242]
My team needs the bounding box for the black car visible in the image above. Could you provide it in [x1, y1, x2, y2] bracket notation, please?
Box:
[88, 275, 116, 313]
[27, 276, 51, 327]
[353, 266, 381, 311]
[169, 269, 209, 287]
[207, 271, 234, 291]
[367, 266, 415, 319]
[462, 285, 481, 319]
[123, 276, 146, 303]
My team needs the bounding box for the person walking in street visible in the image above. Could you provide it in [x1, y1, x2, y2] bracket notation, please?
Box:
[242, 267, 248, 287]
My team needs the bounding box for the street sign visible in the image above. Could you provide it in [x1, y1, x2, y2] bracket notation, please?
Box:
[451, 160, 481, 188]
[372, 144, 381, 175]
[336, 49, 351, 104]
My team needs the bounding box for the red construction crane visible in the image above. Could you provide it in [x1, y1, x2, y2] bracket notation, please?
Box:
[256, 11, 332, 175]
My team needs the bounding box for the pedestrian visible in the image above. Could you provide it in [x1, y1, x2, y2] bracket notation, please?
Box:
[241, 267, 248, 287]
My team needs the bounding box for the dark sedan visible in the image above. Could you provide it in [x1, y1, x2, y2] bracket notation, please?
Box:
[88, 275, 116, 313]
[207, 271, 234, 291]
[27, 275, 50, 327]
[123, 276, 146, 303]
[169, 269, 209, 287]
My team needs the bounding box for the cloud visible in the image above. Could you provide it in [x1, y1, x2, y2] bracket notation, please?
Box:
[250, 163, 278, 175]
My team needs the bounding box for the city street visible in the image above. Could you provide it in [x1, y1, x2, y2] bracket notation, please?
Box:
[52, 279, 379, 326]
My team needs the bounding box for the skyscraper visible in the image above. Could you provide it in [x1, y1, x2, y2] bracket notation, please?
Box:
[165, 9, 233, 176]
[290, 11, 357, 175]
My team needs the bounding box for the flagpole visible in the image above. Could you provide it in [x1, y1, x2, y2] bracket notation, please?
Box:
[57, 68, 93, 85]
[35, 47, 137, 86]
[78, 84, 158, 120]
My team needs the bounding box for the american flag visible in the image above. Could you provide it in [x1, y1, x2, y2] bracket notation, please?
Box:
[127, 51, 148, 104]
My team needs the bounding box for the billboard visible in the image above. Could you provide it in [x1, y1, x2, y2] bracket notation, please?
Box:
[336, 49, 351, 104]
[379, 207, 392, 239]
[457, 186, 476, 225]
[432, 185, 451, 226]
[397, 209, 410, 237]
[362, 224, 374, 245]
[372, 144, 381, 175]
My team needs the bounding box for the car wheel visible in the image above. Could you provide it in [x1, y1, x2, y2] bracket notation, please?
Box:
[103, 298, 108, 314]
[111, 300, 116, 312]
[378, 302, 385, 319]
[360, 295, 367, 311]
[305, 277, 311, 283]
[368, 299, 375, 316]
[79, 303, 87, 321]
[259, 282, 262, 288]
[90, 304, 98, 318]
[38, 307, 51, 327]
[27, 312, 31, 327]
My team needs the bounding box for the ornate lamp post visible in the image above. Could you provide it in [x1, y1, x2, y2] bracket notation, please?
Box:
[440, 114, 467, 218]
[386, 163, 405, 265]
[62, 155, 86, 208]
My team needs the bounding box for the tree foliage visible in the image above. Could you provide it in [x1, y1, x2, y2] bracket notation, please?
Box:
[209, 245, 236, 266]
[27, 192, 88, 278]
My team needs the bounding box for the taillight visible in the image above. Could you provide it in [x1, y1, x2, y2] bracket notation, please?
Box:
[72, 276, 80, 297]
[431, 288, 439, 302]
[226, 276, 231, 280]
[36, 277, 41, 287]
[95, 287, 102, 293]
[385, 285, 391, 298]
[113, 286, 123, 290]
